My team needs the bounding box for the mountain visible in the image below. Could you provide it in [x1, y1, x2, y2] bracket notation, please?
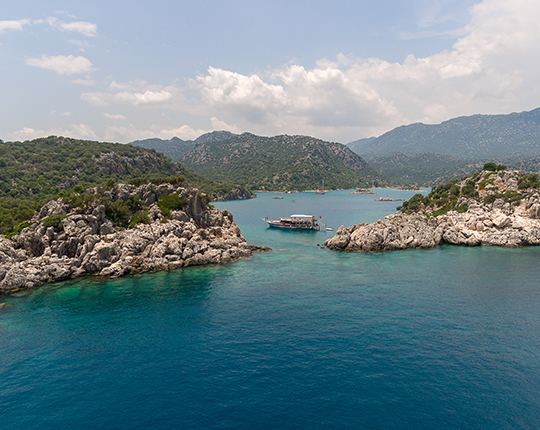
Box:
[180, 132, 383, 191]
[129, 137, 196, 161]
[129, 131, 235, 162]
[347, 107, 540, 159]
[369, 153, 483, 187]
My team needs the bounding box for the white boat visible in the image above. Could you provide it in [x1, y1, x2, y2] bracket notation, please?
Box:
[265, 214, 320, 230]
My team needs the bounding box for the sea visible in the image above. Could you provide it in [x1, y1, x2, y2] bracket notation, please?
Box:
[1, 189, 540, 430]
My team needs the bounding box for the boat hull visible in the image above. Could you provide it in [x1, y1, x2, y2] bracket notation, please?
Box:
[267, 221, 320, 231]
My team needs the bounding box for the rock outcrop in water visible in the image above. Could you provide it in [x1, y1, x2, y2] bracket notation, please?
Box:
[0, 183, 257, 293]
[325, 167, 540, 252]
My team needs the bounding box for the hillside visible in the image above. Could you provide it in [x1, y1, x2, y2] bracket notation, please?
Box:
[369, 153, 482, 187]
[348, 107, 540, 159]
[129, 137, 196, 161]
[129, 131, 234, 162]
[180, 133, 384, 191]
[0, 136, 252, 234]
[0, 136, 181, 197]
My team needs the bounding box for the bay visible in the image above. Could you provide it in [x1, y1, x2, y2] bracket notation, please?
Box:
[1, 190, 540, 429]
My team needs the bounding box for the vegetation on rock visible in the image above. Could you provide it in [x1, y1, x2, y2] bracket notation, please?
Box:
[180, 133, 384, 191]
[398, 163, 540, 217]
[0, 136, 253, 235]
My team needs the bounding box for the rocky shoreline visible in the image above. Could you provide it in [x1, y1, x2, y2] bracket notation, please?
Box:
[325, 168, 540, 252]
[0, 183, 264, 293]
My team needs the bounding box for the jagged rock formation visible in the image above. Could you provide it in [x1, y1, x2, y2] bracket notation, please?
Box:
[325, 168, 540, 252]
[212, 188, 255, 201]
[0, 183, 257, 293]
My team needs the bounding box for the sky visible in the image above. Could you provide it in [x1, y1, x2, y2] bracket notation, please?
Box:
[2, 0, 540, 144]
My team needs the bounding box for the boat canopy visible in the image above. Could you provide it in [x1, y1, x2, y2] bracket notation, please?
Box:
[290, 214, 316, 219]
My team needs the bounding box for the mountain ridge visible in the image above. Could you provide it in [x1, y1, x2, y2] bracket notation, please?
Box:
[347, 107, 540, 159]
[180, 132, 384, 191]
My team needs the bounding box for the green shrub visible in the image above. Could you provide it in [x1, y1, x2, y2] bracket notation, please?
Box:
[483, 162, 497, 171]
[483, 194, 498, 205]
[449, 185, 460, 196]
[129, 209, 150, 228]
[105, 200, 130, 223]
[431, 205, 453, 217]
[461, 180, 477, 197]
[5, 221, 33, 239]
[43, 214, 67, 231]
[455, 204, 468, 213]
[157, 193, 187, 216]
[125, 195, 144, 213]
[478, 172, 496, 190]
[518, 173, 540, 189]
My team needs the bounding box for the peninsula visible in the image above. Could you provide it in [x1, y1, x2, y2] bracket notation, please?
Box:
[325, 164, 540, 252]
[0, 183, 261, 293]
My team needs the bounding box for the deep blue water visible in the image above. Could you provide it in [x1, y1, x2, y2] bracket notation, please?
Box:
[2, 190, 540, 429]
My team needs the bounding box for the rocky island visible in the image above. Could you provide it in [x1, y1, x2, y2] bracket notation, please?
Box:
[0, 183, 261, 293]
[325, 164, 540, 252]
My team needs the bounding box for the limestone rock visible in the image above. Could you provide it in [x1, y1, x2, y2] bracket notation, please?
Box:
[0, 183, 255, 293]
[325, 199, 540, 252]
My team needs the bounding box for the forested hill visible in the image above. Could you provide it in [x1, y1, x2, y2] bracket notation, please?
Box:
[0, 136, 179, 198]
[347, 107, 540, 159]
[369, 153, 483, 187]
[0, 136, 251, 234]
[129, 131, 234, 162]
[180, 133, 384, 191]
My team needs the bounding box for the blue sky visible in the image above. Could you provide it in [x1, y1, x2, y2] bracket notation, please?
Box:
[2, 0, 539, 144]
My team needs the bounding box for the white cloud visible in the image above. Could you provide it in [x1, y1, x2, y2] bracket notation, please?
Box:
[103, 113, 126, 120]
[82, 80, 178, 107]
[194, 0, 540, 141]
[198, 67, 287, 124]
[210, 117, 242, 133]
[0, 19, 30, 33]
[104, 124, 208, 142]
[70, 39, 93, 52]
[46, 17, 97, 37]
[8, 124, 98, 141]
[26, 54, 95, 75]
[114, 90, 173, 105]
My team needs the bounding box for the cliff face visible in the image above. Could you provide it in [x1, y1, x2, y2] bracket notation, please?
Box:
[325, 169, 540, 252]
[0, 183, 255, 293]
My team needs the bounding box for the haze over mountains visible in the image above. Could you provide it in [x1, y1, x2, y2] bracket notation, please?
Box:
[347, 108, 540, 159]
[127, 107, 540, 188]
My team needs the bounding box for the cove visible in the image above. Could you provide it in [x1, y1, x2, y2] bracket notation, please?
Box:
[1, 190, 539, 429]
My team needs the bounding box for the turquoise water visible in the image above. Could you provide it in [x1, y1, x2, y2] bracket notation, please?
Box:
[2, 190, 540, 429]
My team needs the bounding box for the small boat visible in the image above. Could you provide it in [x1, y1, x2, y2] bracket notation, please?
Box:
[265, 214, 320, 230]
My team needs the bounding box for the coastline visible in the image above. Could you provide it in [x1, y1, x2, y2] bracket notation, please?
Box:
[0, 183, 264, 293]
[325, 169, 540, 252]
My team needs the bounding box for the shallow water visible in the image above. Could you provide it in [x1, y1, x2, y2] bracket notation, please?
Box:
[1, 190, 540, 429]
